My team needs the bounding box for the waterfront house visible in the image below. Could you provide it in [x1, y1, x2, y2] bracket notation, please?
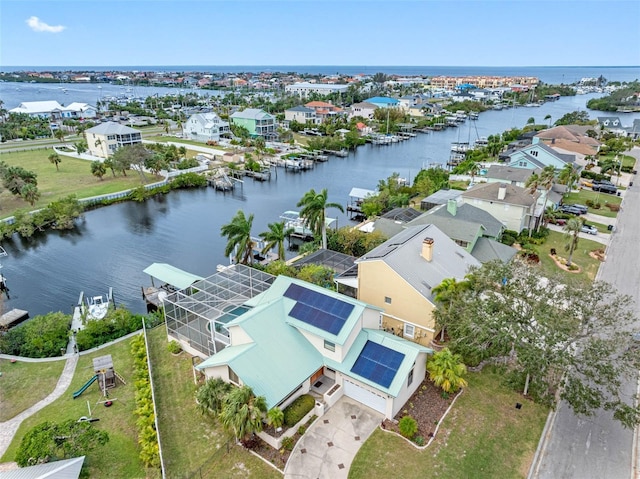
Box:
[230, 108, 277, 138]
[363, 96, 400, 109]
[304, 101, 343, 122]
[460, 182, 539, 233]
[85, 121, 142, 158]
[178, 269, 429, 418]
[507, 137, 576, 170]
[284, 106, 319, 125]
[61, 102, 98, 119]
[348, 102, 377, 120]
[9, 100, 65, 119]
[534, 125, 601, 158]
[352, 224, 480, 347]
[183, 112, 230, 143]
[485, 165, 539, 188]
[285, 82, 350, 97]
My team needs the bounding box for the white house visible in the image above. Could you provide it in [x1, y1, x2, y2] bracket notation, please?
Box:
[183, 112, 230, 143]
[85, 121, 142, 158]
[348, 102, 377, 120]
[284, 106, 319, 125]
[285, 82, 350, 97]
[9, 101, 65, 119]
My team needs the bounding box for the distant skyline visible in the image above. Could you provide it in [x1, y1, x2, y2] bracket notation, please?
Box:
[1, 1, 639, 68]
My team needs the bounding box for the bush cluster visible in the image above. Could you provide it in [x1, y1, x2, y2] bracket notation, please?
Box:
[581, 170, 612, 182]
[283, 394, 315, 427]
[131, 334, 160, 468]
[75, 309, 157, 352]
[0, 312, 71, 357]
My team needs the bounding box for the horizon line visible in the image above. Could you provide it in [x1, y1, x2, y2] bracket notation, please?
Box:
[3, 64, 639, 69]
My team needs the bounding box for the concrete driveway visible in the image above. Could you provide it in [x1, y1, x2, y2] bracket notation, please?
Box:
[284, 396, 383, 479]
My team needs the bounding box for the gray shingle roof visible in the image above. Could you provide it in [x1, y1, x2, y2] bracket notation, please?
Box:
[486, 165, 539, 183]
[462, 182, 538, 207]
[357, 224, 481, 302]
[86, 121, 140, 135]
[471, 237, 518, 263]
[230, 108, 274, 120]
[286, 106, 315, 113]
[423, 203, 505, 238]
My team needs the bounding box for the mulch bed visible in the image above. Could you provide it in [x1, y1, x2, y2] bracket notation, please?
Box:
[549, 253, 581, 273]
[382, 378, 455, 441]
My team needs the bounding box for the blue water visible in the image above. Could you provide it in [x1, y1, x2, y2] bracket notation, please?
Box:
[2, 65, 639, 85]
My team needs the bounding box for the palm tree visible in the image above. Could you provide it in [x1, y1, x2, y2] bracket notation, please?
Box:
[563, 217, 583, 267]
[427, 348, 468, 394]
[20, 183, 40, 206]
[54, 129, 66, 143]
[432, 277, 470, 341]
[48, 152, 62, 172]
[221, 210, 255, 265]
[544, 114, 552, 127]
[259, 221, 294, 261]
[525, 165, 556, 231]
[297, 188, 344, 250]
[219, 385, 267, 442]
[558, 163, 580, 192]
[196, 377, 232, 415]
[91, 161, 107, 180]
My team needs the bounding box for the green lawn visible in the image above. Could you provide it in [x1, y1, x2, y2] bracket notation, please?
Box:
[564, 189, 621, 218]
[145, 136, 230, 154]
[349, 367, 548, 479]
[0, 149, 162, 219]
[0, 358, 66, 421]
[147, 326, 280, 479]
[599, 153, 637, 169]
[2, 335, 157, 479]
[537, 230, 602, 282]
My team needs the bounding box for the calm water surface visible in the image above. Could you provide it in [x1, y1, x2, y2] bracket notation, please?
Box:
[1, 94, 639, 317]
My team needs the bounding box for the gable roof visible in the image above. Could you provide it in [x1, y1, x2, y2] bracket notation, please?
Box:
[357, 224, 481, 302]
[143, 263, 203, 289]
[9, 100, 64, 114]
[64, 102, 95, 112]
[414, 202, 505, 239]
[531, 141, 576, 164]
[0, 456, 85, 479]
[230, 108, 274, 121]
[486, 165, 538, 183]
[470, 237, 518, 263]
[462, 182, 539, 207]
[286, 105, 315, 113]
[351, 102, 377, 109]
[86, 121, 140, 135]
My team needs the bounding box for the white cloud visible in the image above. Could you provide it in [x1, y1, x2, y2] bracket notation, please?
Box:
[26, 16, 66, 33]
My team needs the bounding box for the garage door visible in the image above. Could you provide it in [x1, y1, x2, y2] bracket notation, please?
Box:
[343, 379, 386, 414]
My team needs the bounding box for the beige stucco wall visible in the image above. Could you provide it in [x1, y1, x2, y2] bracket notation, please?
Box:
[228, 325, 252, 345]
[461, 197, 530, 232]
[357, 261, 437, 345]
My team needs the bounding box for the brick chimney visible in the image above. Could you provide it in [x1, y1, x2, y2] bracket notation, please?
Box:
[421, 237, 434, 262]
[498, 183, 507, 201]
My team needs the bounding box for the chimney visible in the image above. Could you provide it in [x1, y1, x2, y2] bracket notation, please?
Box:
[447, 198, 457, 216]
[421, 237, 434, 262]
[498, 183, 507, 201]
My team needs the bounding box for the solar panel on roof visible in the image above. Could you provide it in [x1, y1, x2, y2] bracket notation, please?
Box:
[284, 283, 355, 335]
[351, 341, 405, 388]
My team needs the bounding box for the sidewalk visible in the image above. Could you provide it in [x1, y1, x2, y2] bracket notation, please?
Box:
[0, 354, 78, 458]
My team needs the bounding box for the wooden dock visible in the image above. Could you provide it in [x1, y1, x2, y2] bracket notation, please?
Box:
[0, 308, 29, 328]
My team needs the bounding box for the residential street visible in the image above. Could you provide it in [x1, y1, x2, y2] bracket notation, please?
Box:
[532, 147, 640, 479]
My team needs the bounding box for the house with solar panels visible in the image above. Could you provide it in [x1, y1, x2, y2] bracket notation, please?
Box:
[174, 266, 431, 417]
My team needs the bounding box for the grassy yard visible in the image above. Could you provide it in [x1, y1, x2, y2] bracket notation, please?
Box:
[537, 230, 603, 282]
[145, 136, 230, 155]
[0, 149, 161, 219]
[564, 189, 621, 218]
[599, 152, 637, 169]
[349, 367, 548, 479]
[1, 335, 157, 479]
[0, 358, 66, 421]
[147, 326, 280, 479]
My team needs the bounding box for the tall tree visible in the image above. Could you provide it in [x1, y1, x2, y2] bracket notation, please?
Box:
[297, 188, 344, 250]
[54, 129, 66, 143]
[563, 217, 583, 267]
[558, 163, 580, 192]
[259, 221, 294, 261]
[20, 183, 40, 206]
[525, 165, 556, 231]
[432, 277, 470, 341]
[218, 385, 267, 442]
[48, 152, 62, 172]
[221, 210, 255, 265]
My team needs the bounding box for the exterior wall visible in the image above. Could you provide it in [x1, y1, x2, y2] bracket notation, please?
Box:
[297, 329, 345, 363]
[202, 364, 231, 382]
[284, 110, 316, 124]
[231, 117, 257, 136]
[86, 130, 142, 158]
[348, 105, 376, 120]
[391, 352, 428, 417]
[87, 132, 110, 158]
[485, 177, 528, 188]
[337, 371, 393, 418]
[184, 115, 229, 142]
[228, 325, 252, 345]
[357, 261, 436, 345]
[460, 197, 530, 232]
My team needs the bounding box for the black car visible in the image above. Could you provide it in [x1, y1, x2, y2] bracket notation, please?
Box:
[592, 183, 617, 194]
[559, 205, 585, 215]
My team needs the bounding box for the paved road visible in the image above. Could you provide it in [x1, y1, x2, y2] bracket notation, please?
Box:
[533, 147, 640, 479]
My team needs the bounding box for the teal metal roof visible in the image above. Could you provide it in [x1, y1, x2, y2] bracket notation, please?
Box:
[143, 263, 203, 289]
[325, 329, 432, 398]
[198, 300, 323, 409]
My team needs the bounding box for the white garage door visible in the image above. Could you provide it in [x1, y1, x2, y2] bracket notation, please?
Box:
[343, 379, 386, 414]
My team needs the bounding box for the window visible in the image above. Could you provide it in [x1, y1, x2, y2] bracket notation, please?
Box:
[384, 296, 392, 304]
[324, 340, 335, 352]
[404, 323, 415, 338]
[408, 367, 414, 387]
[228, 367, 239, 385]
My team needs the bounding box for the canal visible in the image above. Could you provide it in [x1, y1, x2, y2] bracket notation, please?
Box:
[1, 94, 639, 317]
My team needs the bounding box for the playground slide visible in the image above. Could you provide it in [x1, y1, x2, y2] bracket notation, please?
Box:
[72, 375, 98, 399]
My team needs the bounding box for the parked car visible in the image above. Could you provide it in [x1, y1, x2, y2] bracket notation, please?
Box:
[559, 205, 585, 215]
[592, 183, 617, 194]
[581, 224, 598, 235]
[549, 217, 567, 226]
[569, 204, 588, 214]
[580, 178, 594, 187]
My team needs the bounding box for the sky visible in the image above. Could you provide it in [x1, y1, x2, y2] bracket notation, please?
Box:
[1, 0, 639, 67]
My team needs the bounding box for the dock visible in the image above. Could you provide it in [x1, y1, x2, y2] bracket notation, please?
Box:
[0, 308, 29, 328]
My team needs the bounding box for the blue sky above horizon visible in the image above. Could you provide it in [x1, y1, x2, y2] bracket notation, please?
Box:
[1, 1, 639, 68]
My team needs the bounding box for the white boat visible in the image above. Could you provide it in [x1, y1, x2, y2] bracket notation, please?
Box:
[86, 293, 110, 320]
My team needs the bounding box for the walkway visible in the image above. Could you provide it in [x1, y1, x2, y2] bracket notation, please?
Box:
[284, 397, 382, 479]
[0, 354, 78, 458]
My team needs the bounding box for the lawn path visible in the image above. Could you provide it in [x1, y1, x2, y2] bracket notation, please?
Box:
[0, 354, 78, 458]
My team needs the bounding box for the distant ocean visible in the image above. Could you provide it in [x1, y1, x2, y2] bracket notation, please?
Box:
[2, 65, 640, 84]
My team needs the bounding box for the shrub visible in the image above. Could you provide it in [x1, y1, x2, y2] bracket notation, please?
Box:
[0, 312, 71, 357]
[593, 203, 601, 209]
[266, 407, 285, 429]
[414, 436, 425, 446]
[167, 340, 182, 354]
[281, 436, 294, 451]
[283, 395, 315, 427]
[297, 425, 307, 435]
[607, 203, 620, 212]
[398, 416, 418, 439]
[176, 157, 199, 170]
[75, 308, 147, 351]
[585, 199, 594, 207]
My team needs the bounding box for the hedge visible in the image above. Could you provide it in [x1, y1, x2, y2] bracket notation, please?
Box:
[283, 394, 315, 427]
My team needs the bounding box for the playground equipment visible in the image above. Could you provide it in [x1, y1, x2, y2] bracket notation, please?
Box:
[72, 375, 98, 399]
[72, 354, 122, 399]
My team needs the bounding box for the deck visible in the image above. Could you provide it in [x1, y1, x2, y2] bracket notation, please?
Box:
[0, 309, 29, 328]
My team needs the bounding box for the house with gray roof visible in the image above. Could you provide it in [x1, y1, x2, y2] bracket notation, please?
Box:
[194, 273, 430, 419]
[507, 138, 575, 170]
[230, 108, 277, 138]
[352, 224, 480, 347]
[461, 182, 539, 233]
[485, 165, 539, 188]
[284, 105, 318, 125]
[85, 121, 142, 158]
[183, 112, 230, 143]
[0, 456, 85, 479]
